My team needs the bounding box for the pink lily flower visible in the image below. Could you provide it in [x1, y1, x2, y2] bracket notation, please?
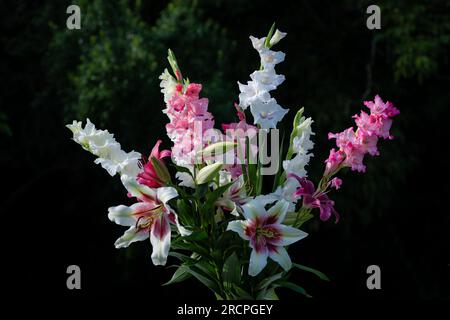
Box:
[108, 176, 191, 266]
[227, 199, 308, 276]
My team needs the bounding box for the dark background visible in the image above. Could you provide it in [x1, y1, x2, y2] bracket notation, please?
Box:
[1, 0, 449, 302]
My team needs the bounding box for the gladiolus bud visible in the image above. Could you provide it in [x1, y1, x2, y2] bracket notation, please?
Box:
[198, 141, 236, 161]
[269, 29, 287, 46]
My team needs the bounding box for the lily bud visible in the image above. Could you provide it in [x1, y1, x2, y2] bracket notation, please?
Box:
[198, 141, 236, 161]
[150, 156, 172, 185]
[195, 162, 223, 185]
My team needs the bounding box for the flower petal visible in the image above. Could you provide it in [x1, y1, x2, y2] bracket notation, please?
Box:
[248, 248, 268, 276]
[169, 210, 192, 236]
[108, 204, 136, 226]
[157, 187, 178, 204]
[114, 226, 149, 248]
[150, 215, 171, 266]
[227, 220, 249, 240]
[242, 198, 266, 220]
[277, 225, 308, 246]
[121, 175, 157, 200]
[269, 246, 292, 271]
[267, 200, 289, 224]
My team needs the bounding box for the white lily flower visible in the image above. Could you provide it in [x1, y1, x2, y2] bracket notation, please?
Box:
[238, 81, 271, 109]
[250, 98, 289, 129]
[67, 119, 142, 178]
[269, 29, 287, 46]
[227, 199, 308, 276]
[108, 176, 191, 266]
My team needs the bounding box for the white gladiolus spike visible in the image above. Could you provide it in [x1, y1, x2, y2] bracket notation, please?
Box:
[66, 119, 142, 178]
[238, 32, 289, 128]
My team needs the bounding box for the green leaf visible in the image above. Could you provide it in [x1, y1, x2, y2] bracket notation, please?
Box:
[292, 263, 330, 281]
[168, 252, 198, 265]
[232, 286, 254, 300]
[176, 199, 194, 226]
[205, 181, 233, 208]
[171, 164, 193, 177]
[256, 288, 279, 300]
[182, 230, 209, 243]
[272, 132, 285, 192]
[278, 281, 312, 298]
[256, 272, 284, 290]
[184, 265, 222, 295]
[222, 253, 241, 285]
[163, 266, 192, 286]
[171, 241, 210, 258]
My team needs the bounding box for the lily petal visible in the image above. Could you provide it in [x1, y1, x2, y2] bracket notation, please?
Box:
[157, 186, 178, 204]
[150, 215, 171, 266]
[242, 199, 266, 220]
[277, 225, 308, 246]
[227, 220, 249, 240]
[248, 248, 269, 276]
[108, 202, 154, 226]
[114, 226, 149, 248]
[269, 246, 292, 271]
[121, 175, 157, 200]
[267, 200, 289, 224]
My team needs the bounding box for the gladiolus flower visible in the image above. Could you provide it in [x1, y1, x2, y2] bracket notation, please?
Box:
[290, 174, 340, 223]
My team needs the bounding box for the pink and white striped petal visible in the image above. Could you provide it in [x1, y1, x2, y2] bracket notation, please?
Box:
[150, 215, 171, 266]
[114, 226, 149, 249]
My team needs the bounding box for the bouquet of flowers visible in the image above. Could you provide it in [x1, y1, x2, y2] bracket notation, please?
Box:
[67, 24, 399, 300]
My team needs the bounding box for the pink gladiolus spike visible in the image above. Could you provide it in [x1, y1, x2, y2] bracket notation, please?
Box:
[326, 95, 398, 175]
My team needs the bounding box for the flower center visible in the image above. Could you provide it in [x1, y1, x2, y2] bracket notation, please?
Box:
[134, 205, 164, 231]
